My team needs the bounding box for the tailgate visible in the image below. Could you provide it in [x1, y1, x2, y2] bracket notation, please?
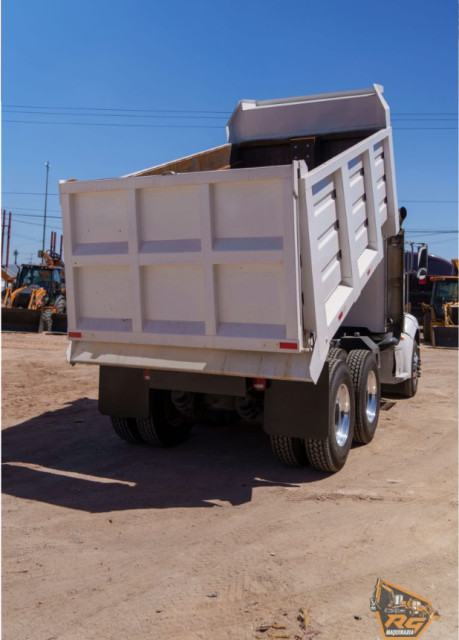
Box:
[60, 165, 303, 353]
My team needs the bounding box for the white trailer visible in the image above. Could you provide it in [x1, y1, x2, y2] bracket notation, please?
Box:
[59, 85, 420, 473]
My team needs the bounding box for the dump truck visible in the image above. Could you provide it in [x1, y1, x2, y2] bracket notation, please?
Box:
[59, 85, 421, 473]
[1, 251, 67, 333]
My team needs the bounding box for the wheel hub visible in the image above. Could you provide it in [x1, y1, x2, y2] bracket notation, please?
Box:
[334, 383, 351, 447]
[366, 370, 378, 423]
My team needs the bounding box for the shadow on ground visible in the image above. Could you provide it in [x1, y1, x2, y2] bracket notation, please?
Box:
[2, 398, 329, 513]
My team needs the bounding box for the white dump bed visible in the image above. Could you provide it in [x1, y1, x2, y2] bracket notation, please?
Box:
[60, 87, 399, 383]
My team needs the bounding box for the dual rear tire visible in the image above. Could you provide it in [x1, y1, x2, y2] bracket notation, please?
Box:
[347, 349, 380, 444]
[110, 389, 192, 448]
[111, 350, 381, 472]
[270, 350, 380, 473]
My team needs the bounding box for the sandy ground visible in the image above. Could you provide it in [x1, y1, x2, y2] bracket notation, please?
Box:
[2, 332, 457, 640]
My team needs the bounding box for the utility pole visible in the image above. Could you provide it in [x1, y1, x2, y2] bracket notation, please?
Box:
[41, 161, 51, 257]
[2, 211, 12, 267]
[13, 249, 18, 265]
[1, 210, 6, 265]
[6, 212, 11, 267]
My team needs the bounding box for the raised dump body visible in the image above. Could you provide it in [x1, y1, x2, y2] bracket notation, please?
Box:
[60, 85, 420, 473]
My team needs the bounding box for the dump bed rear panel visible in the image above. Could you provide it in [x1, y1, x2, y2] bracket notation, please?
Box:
[61, 165, 303, 354]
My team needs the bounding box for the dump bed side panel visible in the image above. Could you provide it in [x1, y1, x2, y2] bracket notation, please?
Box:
[299, 128, 399, 379]
[61, 165, 303, 354]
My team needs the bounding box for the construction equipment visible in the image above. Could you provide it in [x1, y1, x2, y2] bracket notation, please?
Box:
[422, 259, 458, 347]
[405, 250, 454, 323]
[60, 85, 422, 473]
[1, 251, 67, 333]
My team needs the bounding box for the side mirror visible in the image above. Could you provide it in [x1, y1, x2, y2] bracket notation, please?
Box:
[399, 206, 407, 226]
[417, 245, 428, 280]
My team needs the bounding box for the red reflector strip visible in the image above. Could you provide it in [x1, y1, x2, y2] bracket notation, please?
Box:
[367, 268, 371, 276]
[338, 312, 344, 321]
[68, 332, 82, 339]
[279, 341, 298, 350]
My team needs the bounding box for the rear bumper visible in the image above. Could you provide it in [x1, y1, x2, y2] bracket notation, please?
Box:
[67, 339, 317, 383]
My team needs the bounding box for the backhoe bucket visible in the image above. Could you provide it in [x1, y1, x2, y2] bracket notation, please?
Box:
[432, 326, 458, 348]
[50, 312, 68, 334]
[1, 307, 43, 333]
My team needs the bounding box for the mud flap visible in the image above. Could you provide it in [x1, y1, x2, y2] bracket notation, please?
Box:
[99, 366, 150, 418]
[1, 308, 43, 333]
[263, 362, 329, 439]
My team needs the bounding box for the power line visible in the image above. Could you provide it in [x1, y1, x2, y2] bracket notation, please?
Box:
[392, 112, 458, 116]
[10, 219, 49, 228]
[405, 228, 457, 232]
[1, 205, 61, 213]
[2, 191, 60, 196]
[4, 119, 457, 131]
[392, 117, 457, 121]
[396, 128, 459, 132]
[3, 104, 456, 116]
[3, 109, 455, 122]
[3, 103, 231, 115]
[11, 213, 62, 220]
[3, 119, 223, 129]
[3, 109, 227, 121]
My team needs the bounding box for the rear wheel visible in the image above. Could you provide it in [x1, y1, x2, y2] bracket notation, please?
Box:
[347, 350, 380, 444]
[327, 347, 347, 362]
[305, 359, 355, 473]
[136, 389, 192, 447]
[270, 435, 308, 467]
[110, 416, 144, 443]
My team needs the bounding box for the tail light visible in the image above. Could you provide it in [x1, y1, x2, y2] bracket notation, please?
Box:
[252, 378, 266, 391]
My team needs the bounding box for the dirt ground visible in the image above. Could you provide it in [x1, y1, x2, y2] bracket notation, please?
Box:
[1, 332, 457, 640]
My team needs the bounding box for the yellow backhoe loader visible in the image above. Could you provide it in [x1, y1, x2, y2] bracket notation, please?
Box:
[1, 251, 67, 333]
[422, 259, 458, 348]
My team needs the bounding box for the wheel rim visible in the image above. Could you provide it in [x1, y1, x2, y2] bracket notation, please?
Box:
[366, 370, 378, 423]
[334, 383, 351, 447]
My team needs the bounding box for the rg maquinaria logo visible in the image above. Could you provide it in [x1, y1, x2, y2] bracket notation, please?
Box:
[370, 578, 440, 638]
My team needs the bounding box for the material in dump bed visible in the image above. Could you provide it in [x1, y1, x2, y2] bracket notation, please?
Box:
[60, 85, 399, 383]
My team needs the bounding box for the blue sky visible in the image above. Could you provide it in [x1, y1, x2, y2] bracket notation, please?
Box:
[2, 0, 457, 264]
